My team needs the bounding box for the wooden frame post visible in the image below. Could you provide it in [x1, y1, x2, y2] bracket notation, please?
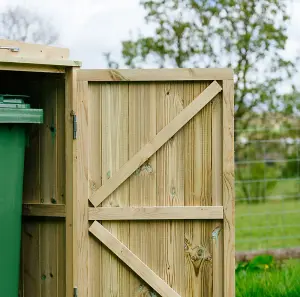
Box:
[65, 67, 79, 297]
[223, 79, 235, 297]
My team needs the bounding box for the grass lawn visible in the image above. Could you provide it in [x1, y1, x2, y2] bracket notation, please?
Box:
[236, 259, 300, 297]
[236, 199, 300, 251]
[236, 195, 300, 296]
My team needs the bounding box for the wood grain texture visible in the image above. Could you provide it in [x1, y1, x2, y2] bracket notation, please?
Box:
[65, 67, 78, 297]
[76, 81, 89, 297]
[156, 82, 185, 296]
[88, 206, 223, 220]
[223, 80, 235, 297]
[128, 82, 157, 296]
[90, 81, 222, 207]
[73, 75, 234, 297]
[184, 82, 213, 297]
[57, 222, 66, 297]
[0, 39, 70, 59]
[23, 222, 40, 297]
[88, 83, 102, 297]
[55, 77, 66, 297]
[40, 221, 58, 297]
[77, 68, 233, 82]
[89, 222, 181, 297]
[22, 204, 65, 217]
[56, 77, 66, 205]
[22, 78, 40, 203]
[0, 63, 66, 73]
[21, 77, 41, 297]
[18, 74, 67, 297]
[212, 91, 224, 297]
[40, 78, 58, 297]
[101, 83, 130, 296]
[0, 56, 80, 67]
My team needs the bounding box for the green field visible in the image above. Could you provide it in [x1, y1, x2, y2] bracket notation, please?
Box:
[236, 199, 300, 251]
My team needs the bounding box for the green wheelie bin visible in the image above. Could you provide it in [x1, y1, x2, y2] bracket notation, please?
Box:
[0, 95, 43, 297]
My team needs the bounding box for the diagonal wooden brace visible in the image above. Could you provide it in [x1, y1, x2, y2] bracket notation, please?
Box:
[89, 221, 181, 297]
[89, 81, 222, 207]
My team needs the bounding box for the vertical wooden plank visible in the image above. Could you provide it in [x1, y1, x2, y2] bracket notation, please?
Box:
[101, 83, 130, 296]
[22, 78, 41, 297]
[56, 77, 66, 297]
[40, 77, 58, 297]
[23, 80, 40, 203]
[56, 222, 66, 297]
[65, 68, 78, 297]
[223, 80, 235, 297]
[184, 81, 213, 297]
[77, 80, 89, 297]
[128, 82, 157, 296]
[57, 78, 66, 204]
[212, 91, 224, 297]
[40, 221, 57, 297]
[23, 223, 41, 297]
[88, 83, 102, 297]
[156, 82, 185, 296]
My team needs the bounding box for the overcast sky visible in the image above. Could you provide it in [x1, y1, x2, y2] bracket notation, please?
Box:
[0, 0, 299, 69]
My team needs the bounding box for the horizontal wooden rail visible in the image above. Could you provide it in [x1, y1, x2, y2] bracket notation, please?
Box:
[78, 68, 233, 81]
[89, 206, 223, 220]
[22, 203, 66, 217]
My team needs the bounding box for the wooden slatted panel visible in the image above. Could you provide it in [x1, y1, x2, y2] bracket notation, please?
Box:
[18, 74, 66, 297]
[89, 81, 221, 207]
[101, 83, 130, 296]
[184, 82, 213, 297]
[128, 82, 158, 296]
[84, 76, 234, 297]
[88, 83, 102, 297]
[156, 82, 185, 296]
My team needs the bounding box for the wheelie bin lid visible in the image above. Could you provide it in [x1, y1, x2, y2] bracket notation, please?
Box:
[0, 95, 43, 124]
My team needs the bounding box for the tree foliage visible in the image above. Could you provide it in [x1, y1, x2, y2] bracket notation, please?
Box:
[115, 0, 299, 124]
[0, 6, 58, 45]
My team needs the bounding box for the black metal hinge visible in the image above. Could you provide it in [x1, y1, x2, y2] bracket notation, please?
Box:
[73, 287, 78, 297]
[72, 112, 77, 139]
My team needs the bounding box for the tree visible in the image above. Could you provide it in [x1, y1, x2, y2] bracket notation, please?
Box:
[110, 0, 300, 203]
[113, 0, 299, 125]
[0, 6, 58, 45]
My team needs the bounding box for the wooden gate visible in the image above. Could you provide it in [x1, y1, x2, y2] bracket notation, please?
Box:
[76, 69, 235, 297]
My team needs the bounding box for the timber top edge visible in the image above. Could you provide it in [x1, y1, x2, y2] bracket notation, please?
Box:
[0, 39, 81, 67]
[77, 68, 234, 82]
[0, 56, 82, 67]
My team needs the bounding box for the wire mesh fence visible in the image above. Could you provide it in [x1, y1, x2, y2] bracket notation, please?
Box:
[235, 118, 300, 253]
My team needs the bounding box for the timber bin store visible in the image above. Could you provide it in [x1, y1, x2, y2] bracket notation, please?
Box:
[0, 39, 235, 297]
